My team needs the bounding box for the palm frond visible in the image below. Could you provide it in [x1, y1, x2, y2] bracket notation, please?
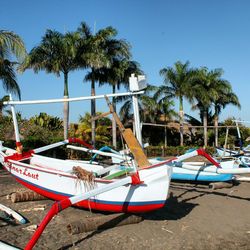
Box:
[0, 59, 21, 99]
[0, 30, 26, 62]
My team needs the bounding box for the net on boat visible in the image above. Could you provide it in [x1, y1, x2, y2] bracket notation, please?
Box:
[72, 166, 96, 190]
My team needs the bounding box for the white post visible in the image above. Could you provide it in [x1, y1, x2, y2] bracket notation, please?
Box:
[235, 120, 242, 149]
[129, 74, 147, 146]
[132, 94, 142, 145]
[9, 94, 21, 151]
[235, 121, 241, 139]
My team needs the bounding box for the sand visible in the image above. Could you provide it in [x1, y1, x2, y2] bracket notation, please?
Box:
[1, 166, 250, 250]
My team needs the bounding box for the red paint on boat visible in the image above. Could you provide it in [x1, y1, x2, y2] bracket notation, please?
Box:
[15, 177, 165, 213]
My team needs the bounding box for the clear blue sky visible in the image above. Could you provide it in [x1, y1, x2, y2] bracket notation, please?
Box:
[1, 0, 250, 123]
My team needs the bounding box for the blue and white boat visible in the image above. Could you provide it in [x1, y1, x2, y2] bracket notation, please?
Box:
[216, 147, 250, 167]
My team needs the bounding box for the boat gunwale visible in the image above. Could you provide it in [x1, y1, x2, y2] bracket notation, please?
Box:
[3, 154, 171, 185]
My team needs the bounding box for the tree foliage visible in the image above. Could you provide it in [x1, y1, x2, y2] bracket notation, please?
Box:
[0, 30, 26, 99]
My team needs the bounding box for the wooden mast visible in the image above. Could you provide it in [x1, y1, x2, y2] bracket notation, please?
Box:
[105, 96, 150, 169]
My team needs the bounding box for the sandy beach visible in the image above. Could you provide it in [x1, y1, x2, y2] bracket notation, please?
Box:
[1, 166, 250, 250]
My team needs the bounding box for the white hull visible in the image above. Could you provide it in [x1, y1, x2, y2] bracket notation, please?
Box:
[1, 151, 171, 213]
[150, 158, 237, 182]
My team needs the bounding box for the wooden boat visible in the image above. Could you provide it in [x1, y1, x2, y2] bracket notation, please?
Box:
[1, 76, 249, 249]
[68, 142, 238, 183]
[83, 144, 244, 182]
[216, 147, 242, 157]
[216, 147, 250, 167]
[150, 159, 237, 182]
[0, 79, 174, 249]
[0, 89, 173, 214]
[0, 138, 172, 213]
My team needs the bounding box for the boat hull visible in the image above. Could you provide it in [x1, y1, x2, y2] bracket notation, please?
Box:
[2, 158, 171, 213]
[171, 167, 233, 182]
[150, 159, 235, 182]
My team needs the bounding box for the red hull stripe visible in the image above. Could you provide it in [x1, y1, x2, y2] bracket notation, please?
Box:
[14, 175, 166, 213]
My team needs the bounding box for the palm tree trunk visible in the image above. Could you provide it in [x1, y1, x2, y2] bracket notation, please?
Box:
[112, 85, 117, 149]
[164, 112, 167, 147]
[63, 72, 69, 140]
[91, 69, 96, 147]
[214, 107, 219, 147]
[179, 96, 184, 146]
[203, 108, 208, 147]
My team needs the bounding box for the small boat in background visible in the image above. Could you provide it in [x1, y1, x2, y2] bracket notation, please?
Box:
[151, 158, 237, 182]
[216, 147, 250, 167]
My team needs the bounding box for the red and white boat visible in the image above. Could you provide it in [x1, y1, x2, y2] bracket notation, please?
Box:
[0, 138, 172, 213]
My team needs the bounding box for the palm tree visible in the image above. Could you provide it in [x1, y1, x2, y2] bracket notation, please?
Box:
[20, 30, 80, 139]
[213, 86, 240, 147]
[191, 67, 237, 146]
[119, 85, 176, 146]
[30, 112, 63, 130]
[0, 30, 26, 99]
[77, 22, 130, 146]
[119, 85, 156, 124]
[76, 112, 112, 145]
[0, 95, 10, 116]
[119, 85, 175, 124]
[157, 98, 177, 147]
[86, 59, 142, 148]
[158, 61, 193, 146]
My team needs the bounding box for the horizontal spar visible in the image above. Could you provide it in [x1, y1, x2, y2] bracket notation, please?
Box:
[176, 164, 250, 174]
[142, 123, 243, 128]
[67, 145, 128, 161]
[3, 91, 144, 105]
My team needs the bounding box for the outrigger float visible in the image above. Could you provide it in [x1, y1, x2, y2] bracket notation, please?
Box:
[1, 75, 250, 249]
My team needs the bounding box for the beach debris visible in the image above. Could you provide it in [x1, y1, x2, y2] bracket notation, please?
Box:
[0, 203, 26, 224]
[161, 227, 173, 234]
[67, 213, 143, 235]
[181, 224, 189, 232]
[22, 224, 38, 232]
[234, 175, 250, 182]
[10, 190, 48, 203]
[20, 204, 46, 212]
[209, 182, 233, 190]
[0, 221, 8, 226]
[229, 189, 238, 195]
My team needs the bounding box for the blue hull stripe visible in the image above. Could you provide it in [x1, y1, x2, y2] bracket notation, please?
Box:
[172, 173, 233, 182]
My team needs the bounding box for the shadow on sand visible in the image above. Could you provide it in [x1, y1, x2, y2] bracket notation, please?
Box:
[170, 181, 250, 202]
[58, 193, 198, 250]
[58, 180, 250, 249]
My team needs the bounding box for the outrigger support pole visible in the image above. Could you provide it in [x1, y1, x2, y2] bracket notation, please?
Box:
[235, 120, 243, 150]
[4, 91, 145, 106]
[9, 94, 22, 154]
[24, 175, 134, 250]
[129, 74, 147, 146]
